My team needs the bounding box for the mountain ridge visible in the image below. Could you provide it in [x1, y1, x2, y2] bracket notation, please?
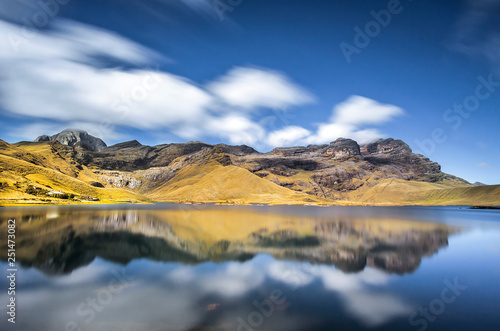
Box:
[0, 129, 498, 206]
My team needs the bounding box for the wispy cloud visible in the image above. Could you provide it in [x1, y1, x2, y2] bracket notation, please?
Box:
[127, 0, 237, 26]
[268, 95, 404, 147]
[476, 162, 490, 168]
[208, 66, 315, 111]
[179, 0, 216, 15]
[0, 18, 312, 146]
[451, 0, 500, 72]
[267, 126, 311, 147]
[0, 20, 210, 134]
[0, 15, 402, 148]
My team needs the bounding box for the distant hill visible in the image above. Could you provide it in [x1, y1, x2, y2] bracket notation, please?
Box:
[1, 129, 498, 206]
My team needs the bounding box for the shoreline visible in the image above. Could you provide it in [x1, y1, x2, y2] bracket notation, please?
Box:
[1, 199, 498, 208]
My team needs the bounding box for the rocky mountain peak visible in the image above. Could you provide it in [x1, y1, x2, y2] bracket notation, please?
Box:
[326, 138, 361, 159]
[362, 138, 412, 156]
[34, 129, 107, 151]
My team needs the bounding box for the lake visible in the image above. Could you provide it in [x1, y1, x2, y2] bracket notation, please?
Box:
[1, 204, 499, 331]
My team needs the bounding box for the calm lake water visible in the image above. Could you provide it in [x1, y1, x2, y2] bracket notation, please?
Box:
[1, 204, 499, 331]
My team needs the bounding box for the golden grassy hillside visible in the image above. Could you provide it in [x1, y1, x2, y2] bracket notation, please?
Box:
[1, 139, 499, 206]
[410, 184, 500, 206]
[148, 162, 328, 205]
[0, 140, 148, 205]
[345, 178, 500, 206]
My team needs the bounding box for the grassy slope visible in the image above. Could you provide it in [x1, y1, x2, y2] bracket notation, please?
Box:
[1, 139, 498, 206]
[409, 184, 500, 206]
[0, 140, 148, 205]
[147, 162, 328, 205]
[247, 167, 499, 206]
[347, 178, 500, 206]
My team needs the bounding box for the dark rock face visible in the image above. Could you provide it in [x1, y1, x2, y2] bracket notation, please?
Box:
[34, 129, 107, 151]
[34, 135, 50, 142]
[216, 144, 258, 156]
[312, 166, 364, 194]
[245, 158, 319, 174]
[150, 142, 215, 167]
[270, 146, 309, 156]
[79, 141, 211, 171]
[363, 151, 443, 182]
[325, 138, 361, 159]
[106, 140, 142, 150]
[363, 138, 412, 156]
[270, 144, 329, 157]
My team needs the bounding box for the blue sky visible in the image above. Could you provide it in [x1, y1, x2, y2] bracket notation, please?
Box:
[0, 0, 499, 184]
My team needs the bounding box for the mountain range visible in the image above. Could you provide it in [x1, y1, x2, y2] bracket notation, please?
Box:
[0, 129, 499, 206]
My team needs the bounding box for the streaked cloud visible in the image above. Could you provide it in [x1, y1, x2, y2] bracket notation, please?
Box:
[331, 95, 404, 126]
[0, 16, 401, 148]
[476, 162, 490, 168]
[208, 66, 315, 111]
[268, 95, 404, 146]
[204, 115, 266, 145]
[451, 0, 500, 72]
[267, 126, 311, 147]
[0, 19, 308, 146]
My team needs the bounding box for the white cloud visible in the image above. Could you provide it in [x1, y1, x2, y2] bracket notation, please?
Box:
[305, 122, 383, 145]
[267, 95, 404, 146]
[0, 18, 403, 148]
[332, 95, 404, 126]
[0, 19, 214, 136]
[0, 18, 317, 146]
[207, 66, 315, 110]
[0, 19, 157, 64]
[305, 96, 403, 144]
[205, 115, 266, 145]
[267, 126, 311, 147]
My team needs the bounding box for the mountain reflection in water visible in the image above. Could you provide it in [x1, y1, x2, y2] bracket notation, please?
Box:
[1, 206, 453, 275]
[2, 205, 500, 331]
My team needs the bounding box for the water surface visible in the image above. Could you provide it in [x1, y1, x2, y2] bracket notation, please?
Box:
[1, 204, 499, 331]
